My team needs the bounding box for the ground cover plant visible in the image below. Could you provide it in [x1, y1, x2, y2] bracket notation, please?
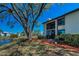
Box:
[0, 38, 79, 56]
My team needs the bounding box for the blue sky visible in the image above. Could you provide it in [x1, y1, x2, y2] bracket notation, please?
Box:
[0, 3, 79, 34]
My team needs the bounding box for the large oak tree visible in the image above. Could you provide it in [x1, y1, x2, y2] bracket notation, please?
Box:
[0, 3, 51, 40]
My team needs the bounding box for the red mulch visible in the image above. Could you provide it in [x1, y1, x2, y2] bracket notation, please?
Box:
[32, 39, 79, 53]
[42, 41, 79, 52]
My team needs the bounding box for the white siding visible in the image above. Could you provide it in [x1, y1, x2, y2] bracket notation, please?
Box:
[65, 10, 79, 34]
[58, 25, 65, 30]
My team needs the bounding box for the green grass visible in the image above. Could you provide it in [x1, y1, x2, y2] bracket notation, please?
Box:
[0, 36, 10, 40]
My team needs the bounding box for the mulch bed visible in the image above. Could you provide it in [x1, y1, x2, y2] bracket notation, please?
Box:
[32, 39, 79, 53]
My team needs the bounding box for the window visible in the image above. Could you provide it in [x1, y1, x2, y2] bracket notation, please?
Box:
[46, 22, 55, 29]
[46, 30, 55, 35]
[58, 18, 65, 25]
[46, 30, 55, 39]
[58, 29, 65, 35]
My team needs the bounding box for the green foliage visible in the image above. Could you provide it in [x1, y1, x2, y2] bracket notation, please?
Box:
[0, 36, 10, 40]
[10, 34, 18, 38]
[38, 35, 45, 39]
[56, 34, 79, 47]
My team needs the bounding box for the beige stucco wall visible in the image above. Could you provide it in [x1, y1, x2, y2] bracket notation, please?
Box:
[65, 10, 79, 34]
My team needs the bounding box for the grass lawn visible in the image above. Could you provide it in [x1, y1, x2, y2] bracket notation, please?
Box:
[0, 39, 79, 56]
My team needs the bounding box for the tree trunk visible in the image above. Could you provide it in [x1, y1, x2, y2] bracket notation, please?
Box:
[25, 31, 32, 40]
[28, 32, 32, 40]
[23, 27, 32, 40]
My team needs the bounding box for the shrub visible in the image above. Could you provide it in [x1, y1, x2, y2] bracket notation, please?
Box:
[55, 34, 79, 47]
[10, 34, 18, 38]
[38, 35, 45, 39]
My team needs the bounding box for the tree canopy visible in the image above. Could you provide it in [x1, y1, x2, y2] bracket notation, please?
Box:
[0, 3, 51, 40]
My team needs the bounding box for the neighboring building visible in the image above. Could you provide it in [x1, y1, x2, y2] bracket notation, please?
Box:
[43, 8, 79, 39]
[0, 32, 11, 36]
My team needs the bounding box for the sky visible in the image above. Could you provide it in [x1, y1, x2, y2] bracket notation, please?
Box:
[0, 3, 79, 34]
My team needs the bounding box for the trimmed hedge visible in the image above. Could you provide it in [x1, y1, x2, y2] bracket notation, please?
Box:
[55, 34, 79, 47]
[38, 35, 45, 39]
[10, 34, 18, 38]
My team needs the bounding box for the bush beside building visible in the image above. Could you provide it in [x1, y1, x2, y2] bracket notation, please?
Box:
[55, 34, 79, 47]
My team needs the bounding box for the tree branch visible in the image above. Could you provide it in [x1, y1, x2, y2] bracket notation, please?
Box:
[11, 3, 25, 25]
[0, 4, 10, 9]
[31, 3, 46, 31]
[12, 14, 22, 25]
[0, 10, 7, 13]
[28, 4, 34, 20]
[14, 4, 26, 19]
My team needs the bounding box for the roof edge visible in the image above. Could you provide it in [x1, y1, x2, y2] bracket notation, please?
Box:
[43, 8, 79, 24]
